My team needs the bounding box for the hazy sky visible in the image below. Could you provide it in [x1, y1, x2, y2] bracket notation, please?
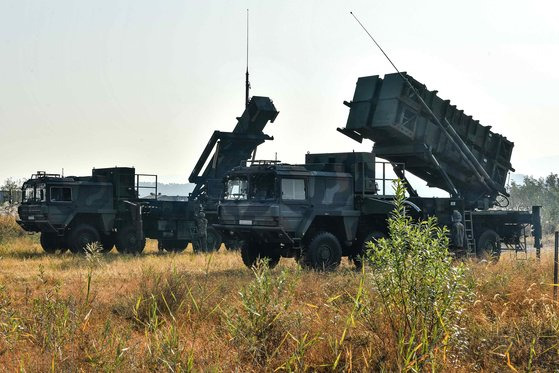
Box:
[1, 0, 558, 188]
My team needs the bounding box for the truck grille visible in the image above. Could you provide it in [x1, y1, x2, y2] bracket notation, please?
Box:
[18, 205, 44, 220]
[220, 205, 278, 226]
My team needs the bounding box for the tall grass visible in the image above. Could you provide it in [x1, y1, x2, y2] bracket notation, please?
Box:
[0, 228, 557, 370]
[222, 261, 299, 367]
[0, 215, 26, 243]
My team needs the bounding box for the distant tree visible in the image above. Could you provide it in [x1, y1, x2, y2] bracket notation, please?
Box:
[2, 178, 19, 191]
[508, 173, 559, 234]
[1, 178, 22, 208]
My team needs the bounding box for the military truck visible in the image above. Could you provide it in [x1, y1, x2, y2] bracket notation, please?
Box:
[216, 73, 542, 270]
[17, 96, 279, 254]
[18, 168, 149, 254]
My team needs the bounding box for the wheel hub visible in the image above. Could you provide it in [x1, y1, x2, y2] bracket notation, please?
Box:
[319, 244, 331, 261]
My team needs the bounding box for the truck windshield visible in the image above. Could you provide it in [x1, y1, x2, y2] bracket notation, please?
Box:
[225, 177, 248, 200]
[23, 183, 46, 202]
[24, 187, 34, 202]
[250, 173, 276, 201]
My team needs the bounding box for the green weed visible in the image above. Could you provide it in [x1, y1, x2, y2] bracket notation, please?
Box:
[364, 180, 474, 371]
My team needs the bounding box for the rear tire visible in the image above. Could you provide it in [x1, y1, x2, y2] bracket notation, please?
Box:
[158, 239, 188, 253]
[115, 226, 145, 254]
[352, 231, 385, 269]
[224, 239, 243, 251]
[100, 234, 115, 253]
[69, 224, 100, 254]
[303, 232, 342, 271]
[476, 229, 501, 261]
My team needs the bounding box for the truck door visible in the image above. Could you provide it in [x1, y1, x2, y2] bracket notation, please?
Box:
[279, 178, 310, 234]
[48, 185, 74, 226]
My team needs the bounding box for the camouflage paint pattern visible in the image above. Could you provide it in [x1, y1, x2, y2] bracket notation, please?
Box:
[217, 155, 369, 255]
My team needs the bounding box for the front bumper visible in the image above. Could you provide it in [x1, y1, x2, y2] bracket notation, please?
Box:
[214, 224, 295, 245]
[17, 219, 61, 233]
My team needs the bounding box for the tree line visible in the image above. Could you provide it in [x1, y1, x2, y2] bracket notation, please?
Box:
[508, 173, 559, 235]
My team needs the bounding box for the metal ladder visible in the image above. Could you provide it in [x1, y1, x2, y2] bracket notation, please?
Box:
[514, 226, 528, 260]
[464, 210, 476, 258]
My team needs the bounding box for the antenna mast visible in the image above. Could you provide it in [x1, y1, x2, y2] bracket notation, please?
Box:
[245, 9, 250, 108]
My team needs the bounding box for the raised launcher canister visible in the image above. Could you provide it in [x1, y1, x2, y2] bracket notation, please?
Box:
[339, 72, 513, 209]
[188, 96, 279, 209]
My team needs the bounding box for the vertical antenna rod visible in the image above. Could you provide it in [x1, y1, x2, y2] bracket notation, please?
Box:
[245, 9, 250, 108]
[349, 12, 403, 77]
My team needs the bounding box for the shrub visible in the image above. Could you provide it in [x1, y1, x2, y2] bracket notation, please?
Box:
[364, 180, 474, 371]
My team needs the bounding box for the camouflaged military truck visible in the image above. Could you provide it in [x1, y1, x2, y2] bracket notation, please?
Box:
[217, 73, 542, 270]
[217, 153, 396, 270]
[17, 96, 278, 254]
[18, 168, 148, 254]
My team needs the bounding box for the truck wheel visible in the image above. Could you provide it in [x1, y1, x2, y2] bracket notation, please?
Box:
[262, 244, 281, 268]
[352, 231, 385, 269]
[158, 240, 188, 253]
[206, 227, 222, 252]
[477, 229, 501, 261]
[224, 239, 243, 251]
[241, 241, 259, 267]
[303, 232, 342, 271]
[99, 234, 114, 253]
[69, 224, 100, 254]
[40, 232, 67, 254]
[116, 226, 146, 254]
[241, 241, 280, 269]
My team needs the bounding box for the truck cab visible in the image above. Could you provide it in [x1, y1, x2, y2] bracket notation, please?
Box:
[18, 173, 114, 233]
[218, 158, 369, 270]
[17, 169, 139, 254]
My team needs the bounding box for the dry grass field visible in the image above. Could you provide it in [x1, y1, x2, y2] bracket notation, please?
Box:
[0, 215, 558, 372]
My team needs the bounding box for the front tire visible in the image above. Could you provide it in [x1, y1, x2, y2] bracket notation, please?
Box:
[115, 226, 145, 254]
[40, 232, 67, 254]
[303, 232, 342, 271]
[69, 224, 100, 254]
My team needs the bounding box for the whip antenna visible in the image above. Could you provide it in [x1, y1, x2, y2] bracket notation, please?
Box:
[349, 12, 405, 78]
[245, 9, 250, 108]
